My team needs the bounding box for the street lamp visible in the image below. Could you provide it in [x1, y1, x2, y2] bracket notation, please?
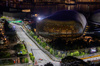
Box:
[37, 17, 42, 21]
[37, 16, 46, 21]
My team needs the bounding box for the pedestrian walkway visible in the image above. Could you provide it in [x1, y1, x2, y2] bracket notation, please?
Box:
[28, 54, 32, 63]
[81, 55, 100, 60]
[4, 63, 33, 66]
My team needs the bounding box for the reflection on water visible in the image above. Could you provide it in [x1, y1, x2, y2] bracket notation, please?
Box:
[34, 4, 100, 16]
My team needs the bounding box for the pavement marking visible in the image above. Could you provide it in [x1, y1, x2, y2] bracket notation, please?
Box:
[25, 42, 32, 46]
[81, 55, 100, 60]
[27, 42, 32, 46]
[26, 42, 29, 45]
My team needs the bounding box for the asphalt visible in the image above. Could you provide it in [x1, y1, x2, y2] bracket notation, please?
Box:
[11, 23, 60, 66]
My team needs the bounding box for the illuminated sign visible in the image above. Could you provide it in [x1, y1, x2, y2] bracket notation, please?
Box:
[8, 20, 22, 23]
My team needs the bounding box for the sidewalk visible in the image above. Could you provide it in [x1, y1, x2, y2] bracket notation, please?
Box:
[76, 52, 100, 59]
[27, 54, 32, 63]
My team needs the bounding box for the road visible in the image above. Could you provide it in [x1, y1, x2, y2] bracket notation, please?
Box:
[11, 23, 60, 66]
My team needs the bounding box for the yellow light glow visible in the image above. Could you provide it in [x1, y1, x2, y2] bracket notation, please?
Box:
[22, 9, 31, 12]
[34, 28, 36, 32]
[5, 38, 6, 40]
[35, 14, 38, 17]
[0, 29, 2, 30]
[2, 33, 4, 35]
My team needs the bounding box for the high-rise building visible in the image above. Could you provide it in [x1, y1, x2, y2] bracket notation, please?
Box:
[0, 0, 34, 8]
[1, 0, 100, 16]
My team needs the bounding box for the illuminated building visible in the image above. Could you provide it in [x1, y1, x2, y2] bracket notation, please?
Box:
[0, 19, 7, 44]
[36, 10, 87, 39]
[1, 0, 100, 16]
[0, 0, 34, 8]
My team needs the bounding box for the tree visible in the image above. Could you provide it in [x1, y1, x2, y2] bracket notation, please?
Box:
[61, 56, 89, 66]
[4, 19, 10, 32]
[5, 53, 10, 58]
[44, 62, 53, 66]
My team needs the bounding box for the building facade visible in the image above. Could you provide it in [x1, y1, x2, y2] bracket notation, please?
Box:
[1, 0, 100, 16]
[0, 0, 34, 8]
[0, 19, 7, 45]
[36, 10, 87, 39]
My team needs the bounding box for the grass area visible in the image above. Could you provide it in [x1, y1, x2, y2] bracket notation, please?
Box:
[14, 44, 28, 55]
[0, 52, 10, 58]
[18, 44, 27, 55]
[0, 59, 14, 65]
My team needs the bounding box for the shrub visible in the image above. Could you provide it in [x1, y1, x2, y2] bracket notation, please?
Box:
[24, 58, 29, 63]
[26, 30, 29, 33]
[30, 56, 35, 62]
[45, 46, 50, 51]
[50, 48, 54, 54]
[13, 19, 15, 21]
[55, 55, 59, 57]
[97, 47, 100, 52]
[29, 53, 33, 56]
[37, 38, 40, 42]
[85, 49, 89, 53]
[62, 54, 66, 58]
[38, 41, 42, 45]
[41, 42, 47, 48]
[67, 51, 71, 56]
[71, 53, 73, 56]
[58, 52, 62, 57]
[5, 53, 10, 58]
[81, 52, 85, 55]
[73, 51, 79, 56]
[30, 31, 34, 36]
[33, 36, 37, 39]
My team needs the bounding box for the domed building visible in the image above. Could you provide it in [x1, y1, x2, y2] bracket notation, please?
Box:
[91, 10, 100, 24]
[88, 10, 100, 37]
[36, 10, 87, 39]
